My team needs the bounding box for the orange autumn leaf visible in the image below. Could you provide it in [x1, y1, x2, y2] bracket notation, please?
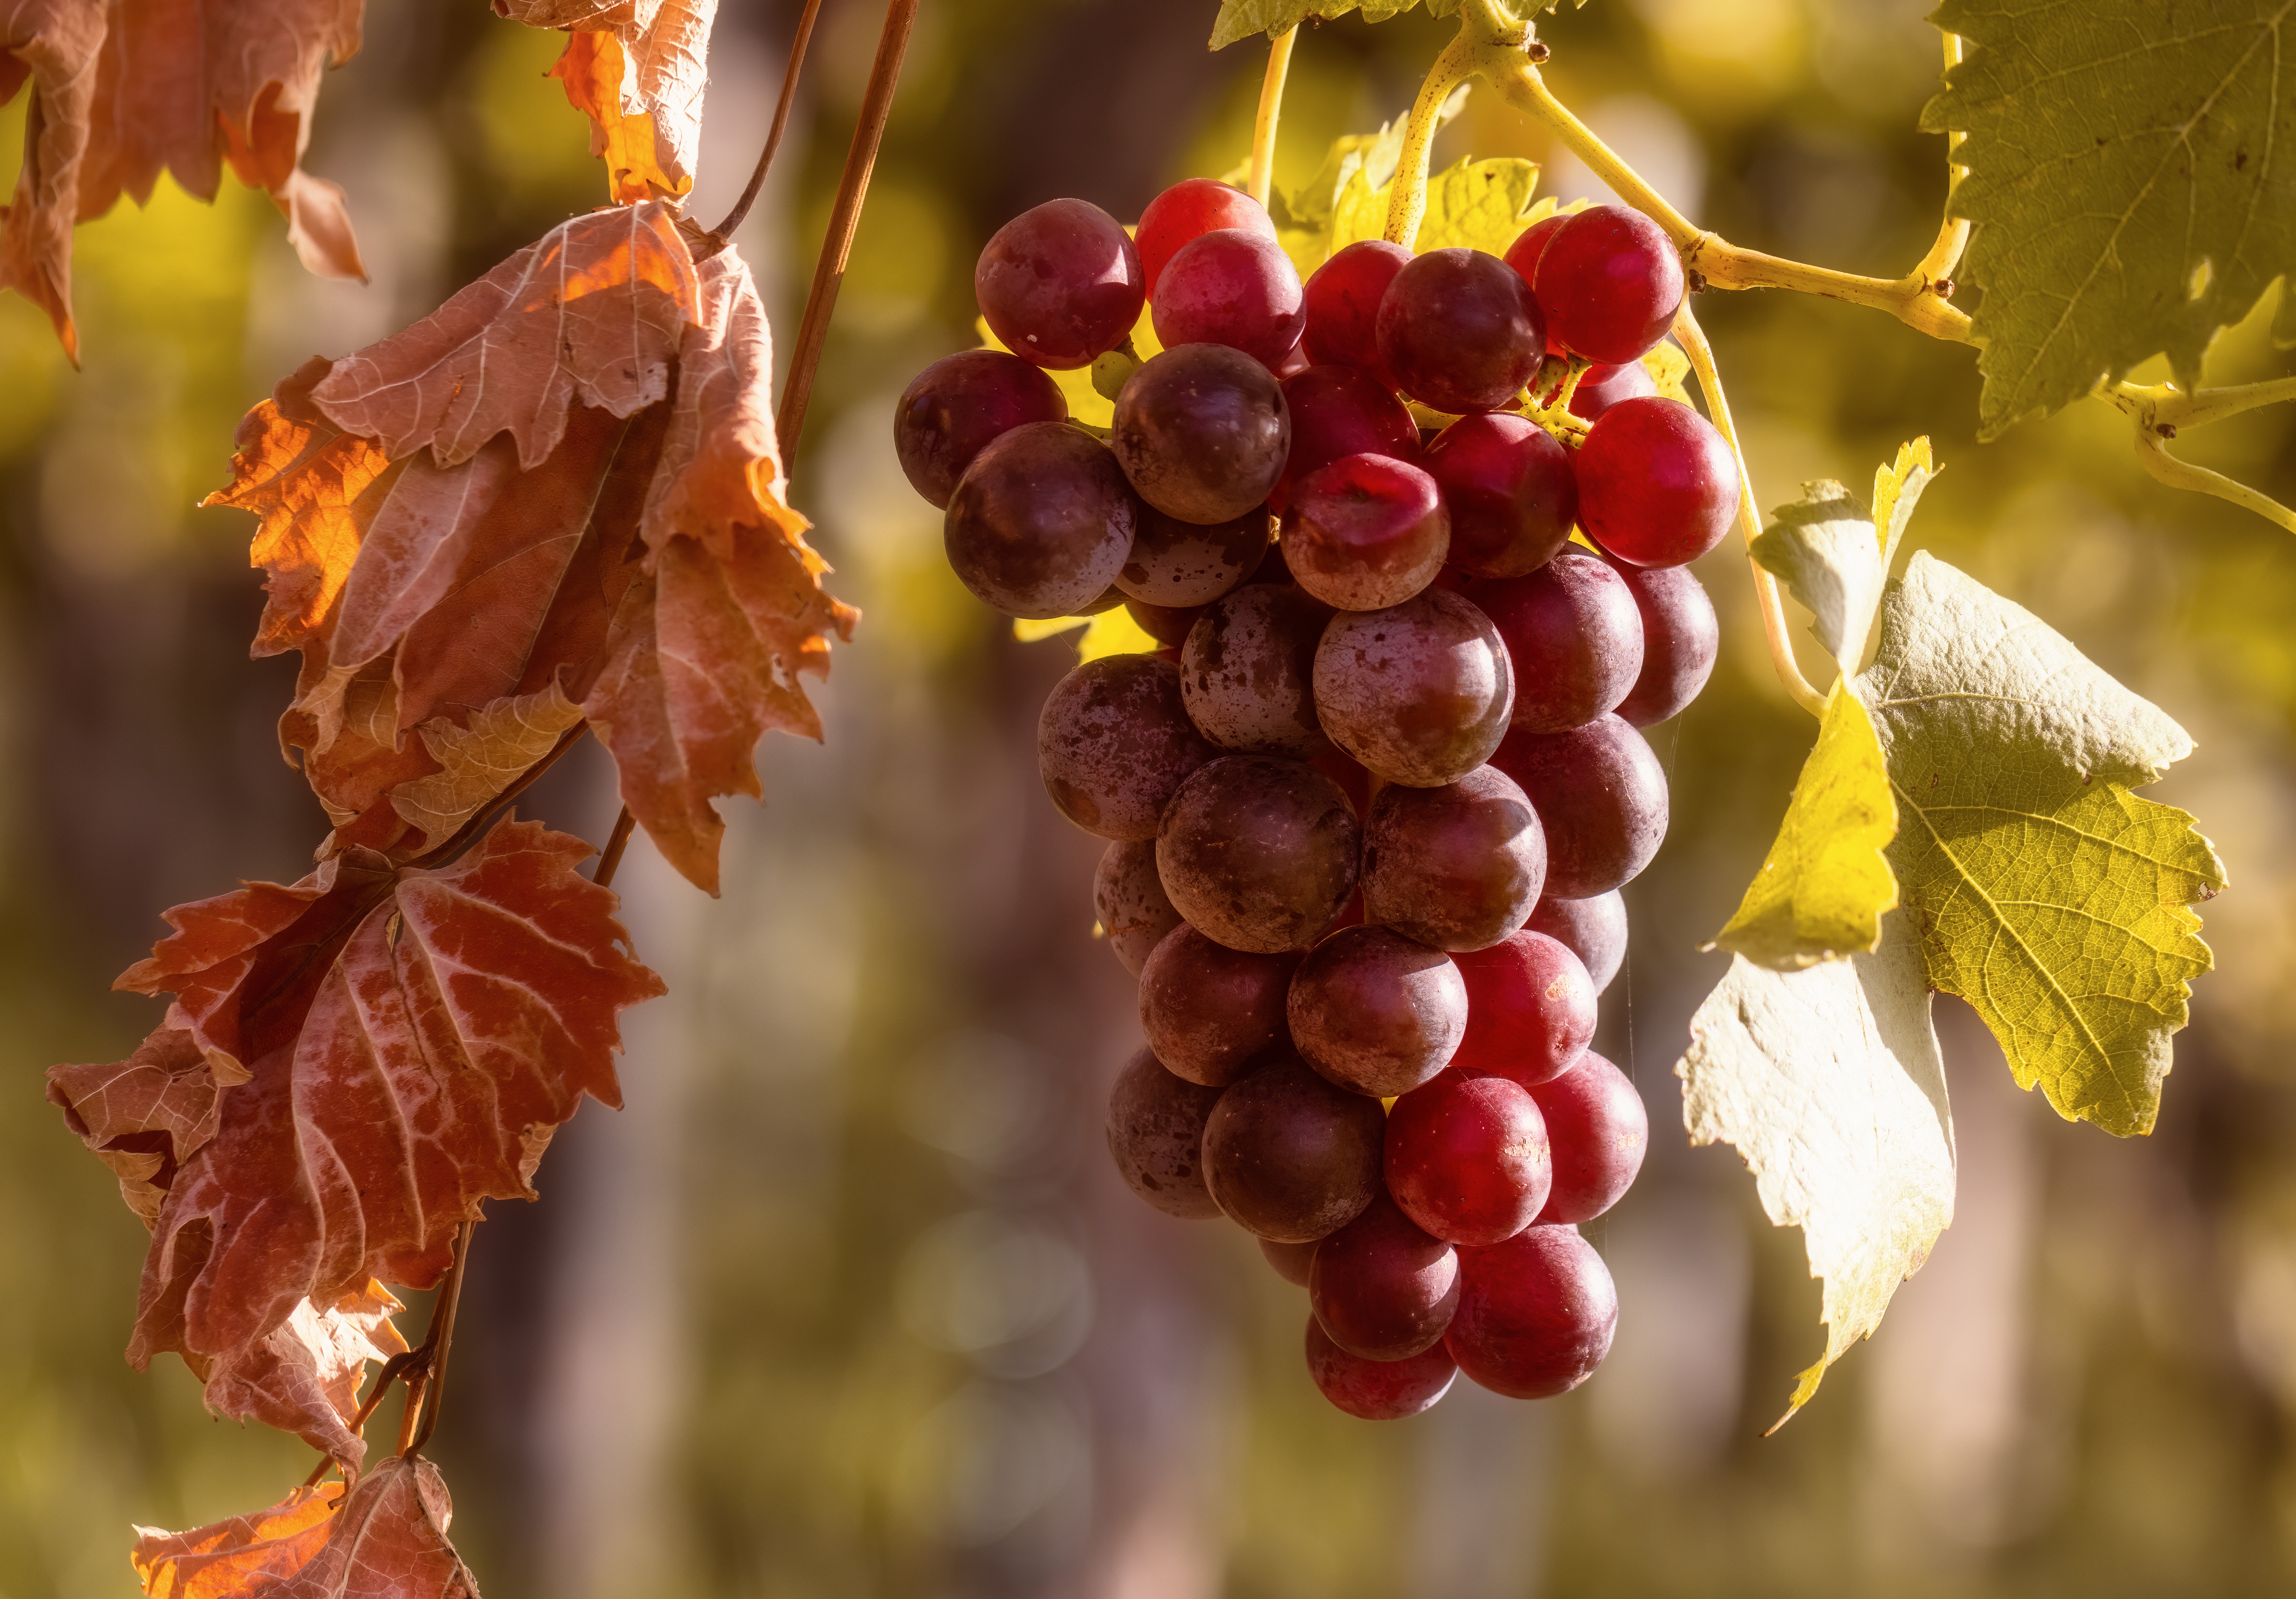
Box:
[199, 1279, 409, 1472]
[503, 0, 714, 203]
[134, 1456, 478, 1599]
[0, 0, 106, 360]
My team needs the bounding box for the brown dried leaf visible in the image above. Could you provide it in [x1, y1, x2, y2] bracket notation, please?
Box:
[47, 1027, 221, 1226]
[132, 1480, 345, 1599]
[505, 0, 715, 201]
[0, 0, 106, 361]
[392, 682, 587, 851]
[203, 1281, 409, 1472]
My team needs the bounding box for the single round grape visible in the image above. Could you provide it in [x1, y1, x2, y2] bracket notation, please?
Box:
[1305, 1315, 1457, 1420]
[1450, 929, 1596, 1088]
[1112, 344, 1292, 524]
[944, 421, 1138, 619]
[1263, 1236, 1319, 1287]
[1418, 413, 1576, 579]
[1607, 559, 1718, 725]
[1202, 1054, 1387, 1242]
[1501, 212, 1571, 304]
[1114, 503, 1272, 608]
[1445, 1224, 1617, 1398]
[1106, 1046, 1225, 1219]
[1136, 177, 1278, 296]
[1530, 1051, 1647, 1223]
[1490, 714, 1667, 896]
[1038, 654, 1215, 840]
[1359, 766, 1544, 953]
[1385, 1070, 1551, 1246]
[1282, 454, 1450, 611]
[1126, 597, 1206, 647]
[976, 198, 1145, 369]
[1310, 1191, 1460, 1360]
[1153, 228, 1306, 369]
[1288, 925, 1468, 1098]
[1376, 248, 1545, 414]
[1532, 203, 1685, 365]
[1140, 923, 1301, 1088]
[1474, 549, 1644, 734]
[1568, 359, 1657, 422]
[895, 350, 1070, 509]
[1095, 840, 1182, 977]
[1157, 755, 1361, 953]
[1314, 588, 1514, 787]
[1576, 396, 1737, 568]
[1302, 239, 1413, 380]
[1180, 583, 1332, 757]
[1273, 364, 1420, 512]
[1526, 890, 1626, 997]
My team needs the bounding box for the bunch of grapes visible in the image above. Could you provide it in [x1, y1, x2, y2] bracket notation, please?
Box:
[895, 176, 1726, 1420]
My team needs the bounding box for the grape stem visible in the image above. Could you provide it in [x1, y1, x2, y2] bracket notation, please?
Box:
[1247, 27, 1297, 207]
[1673, 302, 1828, 718]
[1383, 31, 1477, 250]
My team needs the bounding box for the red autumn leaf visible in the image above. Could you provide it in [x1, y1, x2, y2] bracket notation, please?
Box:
[93, 818, 661, 1438]
[134, 1455, 478, 1599]
[204, 202, 855, 891]
[1, 0, 364, 356]
[501, 0, 715, 203]
[48, 1027, 222, 1226]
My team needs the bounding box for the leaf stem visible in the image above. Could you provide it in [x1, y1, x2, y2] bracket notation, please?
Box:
[2129, 426, 2296, 535]
[1383, 31, 1476, 249]
[710, 0, 827, 245]
[2116, 374, 2296, 431]
[403, 1220, 477, 1456]
[773, 0, 922, 472]
[1247, 27, 1296, 207]
[1909, 29, 1970, 288]
[594, 806, 639, 888]
[1673, 302, 1828, 717]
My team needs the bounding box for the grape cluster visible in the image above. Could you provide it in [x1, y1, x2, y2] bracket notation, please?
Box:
[897, 180, 1726, 1420]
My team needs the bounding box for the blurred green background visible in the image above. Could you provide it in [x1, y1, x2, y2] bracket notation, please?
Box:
[2, 1, 2294, 1595]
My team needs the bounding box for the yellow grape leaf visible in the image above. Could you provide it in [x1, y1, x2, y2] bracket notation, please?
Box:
[977, 311, 1160, 431]
[1708, 681, 1897, 969]
[1013, 609, 1159, 661]
[1679, 910, 1953, 1427]
[1869, 436, 1933, 572]
[1640, 338, 1691, 404]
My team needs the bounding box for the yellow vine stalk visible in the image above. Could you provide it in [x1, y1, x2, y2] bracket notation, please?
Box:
[1247, 27, 1297, 207]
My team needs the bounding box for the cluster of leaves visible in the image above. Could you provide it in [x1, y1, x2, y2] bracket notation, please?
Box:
[15, 0, 855, 1589]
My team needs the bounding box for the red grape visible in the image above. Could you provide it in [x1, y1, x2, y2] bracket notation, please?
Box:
[895, 350, 1069, 509]
[1179, 583, 1332, 757]
[1567, 359, 1657, 421]
[1157, 755, 1361, 953]
[1095, 839, 1182, 977]
[1202, 1054, 1387, 1241]
[1472, 549, 1644, 733]
[1449, 929, 1596, 1088]
[1273, 364, 1419, 512]
[1305, 1316, 1457, 1419]
[1376, 248, 1545, 414]
[1530, 1051, 1647, 1223]
[1136, 177, 1278, 296]
[1607, 559, 1718, 725]
[1576, 395, 1737, 568]
[1532, 203, 1685, 365]
[1310, 1192, 1460, 1360]
[1106, 1046, 1225, 1219]
[1288, 925, 1468, 1098]
[1360, 766, 1544, 952]
[1125, 597, 1206, 646]
[944, 421, 1138, 619]
[1385, 1071, 1551, 1245]
[1526, 890, 1627, 997]
[1140, 923, 1301, 1088]
[1153, 228, 1306, 369]
[1445, 1224, 1617, 1398]
[1281, 453, 1451, 611]
[1112, 343, 1292, 524]
[1490, 714, 1667, 896]
[1501, 212, 1571, 298]
[1418, 413, 1576, 579]
[976, 198, 1145, 369]
[1302, 239, 1413, 380]
[1314, 587, 1513, 786]
[1263, 1237, 1318, 1286]
[1038, 653, 1215, 840]
[1115, 503, 1272, 608]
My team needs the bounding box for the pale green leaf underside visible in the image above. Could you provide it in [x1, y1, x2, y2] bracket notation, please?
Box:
[1678, 913, 1951, 1426]
[1854, 553, 2227, 1136]
[1210, 0, 1572, 52]
[1709, 682, 1899, 969]
[1752, 483, 1887, 676]
[1921, 0, 2296, 436]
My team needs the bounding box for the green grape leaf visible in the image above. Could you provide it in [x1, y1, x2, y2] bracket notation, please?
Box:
[1921, 0, 2296, 436]
[1852, 552, 2227, 1135]
[1210, 0, 1575, 52]
[1269, 95, 1464, 280]
[1678, 911, 1953, 1426]
[1708, 682, 1898, 969]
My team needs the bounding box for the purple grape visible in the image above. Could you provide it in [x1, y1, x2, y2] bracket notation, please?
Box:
[1418, 413, 1577, 579]
[1490, 714, 1667, 897]
[1360, 766, 1544, 952]
[1472, 549, 1644, 733]
[1375, 249, 1545, 414]
[1153, 228, 1306, 369]
[1179, 583, 1332, 757]
[895, 350, 1070, 509]
[944, 421, 1138, 619]
[1038, 653, 1215, 840]
[1607, 559, 1718, 725]
[1112, 344, 1292, 524]
[1313, 587, 1514, 787]
[976, 198, 1145, 369]
[1157, 755, 1361, 953]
